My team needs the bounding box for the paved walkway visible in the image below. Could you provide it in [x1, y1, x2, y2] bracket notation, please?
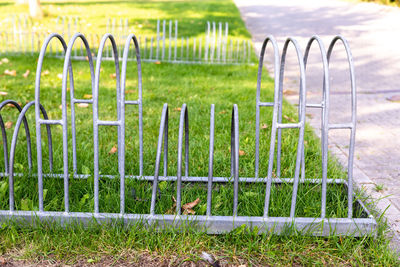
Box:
[234, 0, 400, 247]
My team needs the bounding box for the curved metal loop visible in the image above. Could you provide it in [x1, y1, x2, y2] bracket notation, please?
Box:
[303, 36, 330, 218]
[64, 33, 95, 176]
[264, 37, 307, 218]
[121, 33, 144, 176]
[327, 35, 356, 219]
[230, 104, 239, 217]
[255, 36, 280, 179]
[150, 104, 169, 215]
[93, 33, 121, 214]
[8, 101, 53, 211]
[0, 100, 32, 174]
[35, 33, 67, 212]
[176, 103, 189, 215]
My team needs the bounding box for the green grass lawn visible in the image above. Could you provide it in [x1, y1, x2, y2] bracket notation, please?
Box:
[0, 0, 398, 265]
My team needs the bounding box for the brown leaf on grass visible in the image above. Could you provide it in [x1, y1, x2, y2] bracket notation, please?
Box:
[182, 198, 200, 210]
[125, 90, 135, 94]
[261, 123, 268, 129]
[219, 110, 227, 114]
[239, 150, 246, 156]
[0, 91, 8, 96]
[4, 69, 16, 76]
[167, 197, 200, 215]
[109, 145, 117, 154]
[283, 89, 297, 96]
[155, 61, 161, 65]
[174, 107, 181, 111]
[22, 69, 30, 78]
[110, 73, 117, 78]
[83, 94, 92, 99]
[283, 114, 295, 122]
[1, 58, 9, 64]
[41, 70, 50, 76]
[77, 103, 89, 108]
[5, 121, 12, 129]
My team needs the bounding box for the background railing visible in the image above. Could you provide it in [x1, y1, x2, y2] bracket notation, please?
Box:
[0, 15, 253, 64]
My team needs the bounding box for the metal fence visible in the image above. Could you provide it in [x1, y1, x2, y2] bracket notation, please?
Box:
[0, 32, 376, 235]
[0, 15, 252, 64]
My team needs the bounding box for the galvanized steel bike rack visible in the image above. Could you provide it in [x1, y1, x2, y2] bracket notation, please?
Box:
[0, 32, 376, 236]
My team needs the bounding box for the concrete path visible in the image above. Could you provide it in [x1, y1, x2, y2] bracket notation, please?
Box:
[234, 0, 400, 246]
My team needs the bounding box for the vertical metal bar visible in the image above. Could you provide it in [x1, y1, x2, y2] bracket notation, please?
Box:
[156, 19, 160, 60]
[186, 37, 189, 61]
[248, 40, 251, 63]
[162, 20, 166, 60]
[144, 36, 147, 60]
[205, 22, 210, 62]
[163, 110, 168, 177]
[223, 23, 228, 63]
[168, 20, 172, 61]
[174, 20, 178, 61]
[181, 37, 184, 61]
[232, 105, 239, 217]
[211, 22, 216, 62]
[217, 22, 222, 61]
[243, 40, 246, 63]
[206, 104, 215, 216]
[150, 37, 153, 60]
[193, 37, 196, 60]
[176, 104, 188, 215]
[199, 37, 202, 62]
[150, 104, 168, 215]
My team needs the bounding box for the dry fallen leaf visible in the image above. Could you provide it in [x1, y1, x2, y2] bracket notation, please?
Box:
[174, 107, 181, 111]
[261, 123, 268, 129]
[1, 58, 9, 63]
[41, 70, 50, 76]
[109, 145, 118, 154]
[155, 61, 161, 65]
[283, 89, 297, 96]
[4, 69, 16, 76]
[5, 121, 12, 129]
[110, 73, 117, 78]
[283, 114, 295, 122]
[239, 150, 246, 156]
[182, 198, 200, 210]
[0, 91, 8, 96]
[83, 94, 92, 99]
[219, 110, 227, 114]
[77, 103, 89, 108]
[22, 69, 30, 78]
[125, 90, 135, 94]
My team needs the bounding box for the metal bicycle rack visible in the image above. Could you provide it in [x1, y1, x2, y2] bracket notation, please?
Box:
[0, 32, 376, 236]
